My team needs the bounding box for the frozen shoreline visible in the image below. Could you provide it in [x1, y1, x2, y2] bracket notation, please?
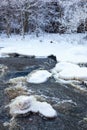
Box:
[0, 33, 87, 63]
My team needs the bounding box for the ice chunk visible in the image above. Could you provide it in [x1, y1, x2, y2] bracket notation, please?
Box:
[59, 67, 87, 81]
[52, 62, 87, 81]
[37, 102, 57, 118]
[27, 70, 52, 84]
[52, 62, 79, 73]
[8, 95, 36, 116]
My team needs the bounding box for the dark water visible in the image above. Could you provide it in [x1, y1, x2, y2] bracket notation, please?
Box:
[0, 57, 87, 130]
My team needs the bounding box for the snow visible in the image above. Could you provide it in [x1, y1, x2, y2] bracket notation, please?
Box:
[0, 33, 87, 64]
[8, 95, 57, 118]
[27, 70, 52, 84]
[52, 62, 87, 81]
[35, 101, 57, 118]
[8, 95, 35, 115]
[52, 62, 79, 73]
[0, 33, 87, 83]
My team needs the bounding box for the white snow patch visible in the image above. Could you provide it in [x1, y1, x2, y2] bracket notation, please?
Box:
[52, 62, 87, 81]
[36, 102, 57, 118]
[8, 95, 57, 118]
[52, 62, 79, 74]
[27, 70, 52, 84]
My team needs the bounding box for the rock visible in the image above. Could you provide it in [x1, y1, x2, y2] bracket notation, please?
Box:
[2, 53, 35, 58]
[8, 53, 20, 58]
[50, 41, 53, 43]
[48, 55, 57, 62]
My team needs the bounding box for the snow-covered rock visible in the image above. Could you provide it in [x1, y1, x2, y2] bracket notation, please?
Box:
[27, 70, 52, 84]
[36, 102, 57, 118]
[8, 96, 36, 116]
[8, 95, 57, 118]
[52, 62, 79, 74]
[59, 67, 87, 81]
[52, 62, 87, 81]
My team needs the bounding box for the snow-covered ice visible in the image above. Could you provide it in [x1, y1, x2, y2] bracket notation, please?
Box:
[8, 95, 57, 118]
[27, 70, 52, 84]
[52, 62, 87, 81]
[52, 62, 80, 74]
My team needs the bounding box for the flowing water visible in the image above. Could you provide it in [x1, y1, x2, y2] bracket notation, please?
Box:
[0, 57, 87, 130]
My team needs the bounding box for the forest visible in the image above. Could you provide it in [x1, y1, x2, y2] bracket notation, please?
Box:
[0, 0, 87, 37]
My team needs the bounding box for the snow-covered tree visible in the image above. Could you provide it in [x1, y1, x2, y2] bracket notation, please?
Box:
[0, 0, 87, 36]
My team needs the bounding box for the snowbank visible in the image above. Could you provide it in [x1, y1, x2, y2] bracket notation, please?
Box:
[0, 33, 87, 63]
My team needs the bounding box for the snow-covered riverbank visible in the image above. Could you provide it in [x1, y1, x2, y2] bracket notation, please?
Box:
[0, 33, 87, 63]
